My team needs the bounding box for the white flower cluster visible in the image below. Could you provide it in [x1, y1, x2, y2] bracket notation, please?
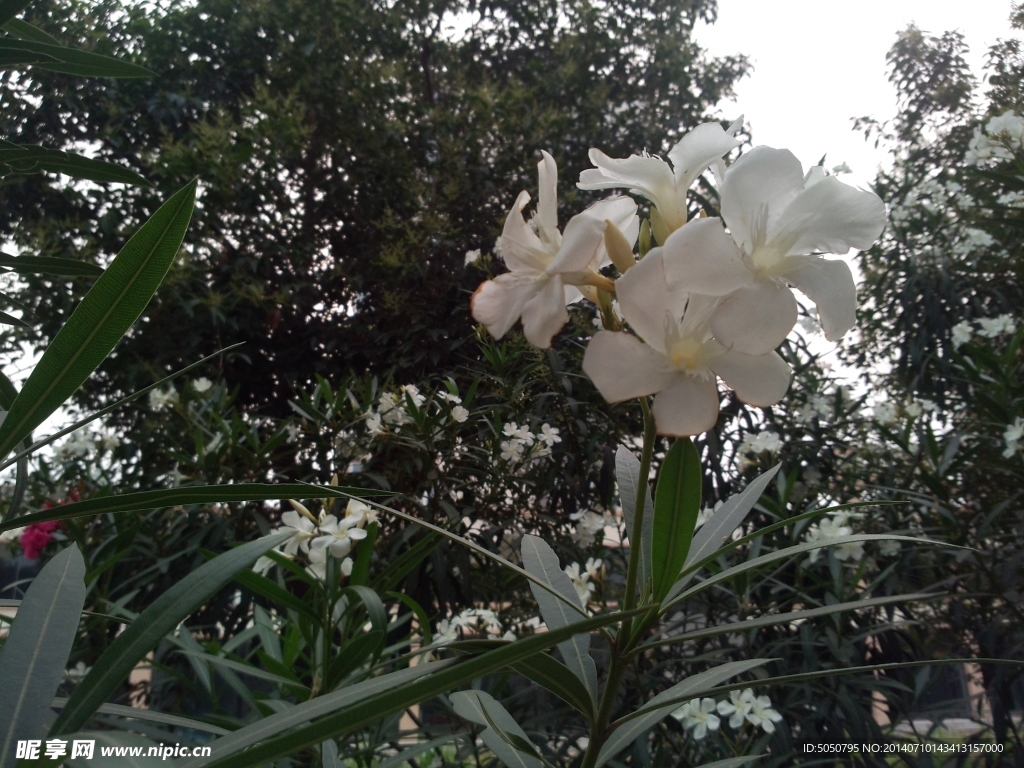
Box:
[434, 608, 515, 645]
[951, 314, 1017, 349]
[738, 430, 782, 454]
[148, 386, 178, 411]
[472, 122, 886, 436]
[53, 431, 120, 461]
[795, 392, 833, 423]
[364, 385, 469, 437]
[965, 111, 1024, 167]
[564, 557, 603, 603]
[499, 421, 561, 464]
[803, 511, 864, 565]
[950, 227, 997, 257]
[255, 498, 378, 580]
[1003, 417, 1024, 459]
[672, 689, 783, 740]
[570, 507, 616, 547]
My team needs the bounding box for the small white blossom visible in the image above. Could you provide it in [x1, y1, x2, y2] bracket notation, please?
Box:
[716, 688, 755, 728]
[538, 423, 562, 448]
[1003, 416, 1024, 458]
[745, 694, 784, 734]
[872, 402, 897, 426]
[739, 430, 782, 454]
[570, 508, 615, 547]
[951, 320, 973, 349]
[464, 249, 482, 266]
[148, 386, 178, 412]
[977, 314, 1016, 339]
[500, 439, 526, 463]
[673, 698, 720, 740]
[451, 405, 469, 423]
[192, 377, 213, 393]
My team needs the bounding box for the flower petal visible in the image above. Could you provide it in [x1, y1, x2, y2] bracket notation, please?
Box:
[495, 191, 549, 272]
[709, 280, 798, 354]
[651, 374, 720, 436]
[582, 331, 676, 402]
[667, 122, 741, 191]
[775, 174, 886, 256]
[536, 151, 560, 247]
[521, 274, 570, 348]
[721, 147, 806, 254]
[548, 209, 606, 274]
[660, 216, 753, 296]
[614, 248, 688, 355]
[711, 349, 792, 406]
[578, 148, 676, 219]
[471, 272, 545, 340]
[783, 255, 857, 341]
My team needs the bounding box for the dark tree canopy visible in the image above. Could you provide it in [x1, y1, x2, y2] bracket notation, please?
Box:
[0, 0, 747, 421]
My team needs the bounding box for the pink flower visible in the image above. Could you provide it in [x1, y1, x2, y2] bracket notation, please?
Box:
[20, 521, 59, 560]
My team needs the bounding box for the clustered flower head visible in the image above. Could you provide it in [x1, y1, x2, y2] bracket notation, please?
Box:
[364, 384, 470, 438]
[570, 507, 615, 547]
[472, 123, 886, 436]
[952, 314, 1017, 349]
[965, 110, 1024, 166]
[803, 511, 864, 565]
[1003, 416, 1024, 459]
[499, 421, 560, 465]
[672, 689, 783, 740]
[256, 494, 378, 581]
[434, 607, 516, 645]
[564, 557, 603, 604]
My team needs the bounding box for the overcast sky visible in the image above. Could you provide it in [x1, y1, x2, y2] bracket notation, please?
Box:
[697, 0, 1019, 189]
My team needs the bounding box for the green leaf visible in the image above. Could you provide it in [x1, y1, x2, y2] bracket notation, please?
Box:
[0, 484, 380, 537]
[663, 535, 945, 613]
[370, 735, 461, 768]
[0, 179, 196, 461]
[650, 437, 701, 601]
[451, 690, 544, 768]
[0, 343, 246, 473]
[0, 144, 149, 185]
[0, 0, 32, 26]
[0, 44, 53, 66]
[639, 593, 937, 652]
[0, 546, 85, 764]
[595, 658, 770, 768]
[326, 631, 384, 685]
[179, 609, 643, 768]
[0, 38, 152, 77]
[0, 250, 102, 274]
[615, 445, 653, 595]
[50, 698, 230, 736]
[176, 650, 308, 693]
[665, 464, 780, 603]
[50, 531, 291, 736]
[228, 565, 318, 622]
[520, 534, 597, 706]
[0, 308, 25, 327]
[511, 653, 595, 721]
[2, 18, 61, 45]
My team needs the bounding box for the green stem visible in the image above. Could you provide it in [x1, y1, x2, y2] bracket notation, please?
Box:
[623, 398, 657, 613]
[581, 398, 658, 768]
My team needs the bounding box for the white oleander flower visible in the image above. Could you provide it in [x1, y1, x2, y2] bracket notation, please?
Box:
[716, 688, 755, 728]
[472, 151, 638, 349]
[659, 147, 886, 353]
[148, 386, 178, 412]
[192, 377, 213, 393]
[977, 314, 1016, 338]
[674, 698, 721, 740]
[583, 249, 791, 436]
[451, 405, 469, 423]
[744, 694, 784, 734]
[739, 430, 783, 454]
[578, 119, 742, 234]
[951, 320, 973, 349]
[1003, 416, 1024, 458]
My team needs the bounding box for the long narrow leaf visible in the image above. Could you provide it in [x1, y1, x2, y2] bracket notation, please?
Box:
[0, 546, 85, 765]
[664, 534, 940, 612]
[520, 535, 597, 706]
[50, 698, 230, 736]
[0, 180, 196, 460]
[0, 483, 375, 535]
[0, 342, 246, 473]
[0, 250, 101, 274]
[616, 445, 653, 595]
[595, 658, 770, 767]
[0, 38, 152, 77]
[50, 532, 291, 735]
[451, 690, 544, 768]
[640, 593, 937, 652]
[665, 464, 780, 603]
[0, 0, 32, 26]
[0, 144, 148, 185]
[2, 18, 61, 45]
[180, 609, 644, 768]
[650, 438, 701, 601]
